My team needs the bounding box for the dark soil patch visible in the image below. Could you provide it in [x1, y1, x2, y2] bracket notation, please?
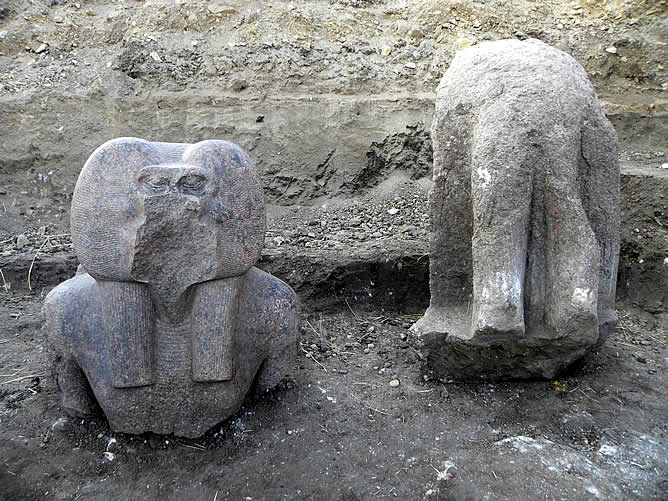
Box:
[0, 292, 665, 500]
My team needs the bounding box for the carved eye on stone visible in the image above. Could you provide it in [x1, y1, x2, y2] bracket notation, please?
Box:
[138, 174, 170, 193]
[178, 174, 207, 195]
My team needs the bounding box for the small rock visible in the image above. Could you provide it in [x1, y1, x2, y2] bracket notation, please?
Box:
[387, 207, 400, 215]
[208, 4, 236, 15]
[51, 417, 69, 432]
[633, 353, 647, 364]
[404, 62, 416, 70]
[605, 46, 617, 54]
[103, 451, 115, 462]
[35, 43, 48, 54]
[16, 234, 29, 248]
[106, 437, 119, 452]
[273, 236, 285, 246]
[389, 379, 400, 387]
[256, 115, 264, 123]
[231, 78, 248, 92]
[150, 51, 161, 62]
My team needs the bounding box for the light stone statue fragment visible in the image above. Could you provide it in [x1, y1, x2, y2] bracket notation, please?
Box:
[413, 39, 620, 379]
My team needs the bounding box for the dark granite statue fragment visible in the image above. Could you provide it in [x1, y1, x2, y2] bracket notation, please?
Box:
[412, 39, 620, 379]
[43, 138, 299, 438]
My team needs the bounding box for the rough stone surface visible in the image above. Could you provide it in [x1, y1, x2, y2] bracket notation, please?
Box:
[413, 39, 620, 380]
[43, 138, 300, 438]
[2, 0, 665, 240]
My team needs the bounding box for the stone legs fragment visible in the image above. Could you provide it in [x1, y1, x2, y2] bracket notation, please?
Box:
[412, 39, 620, 379]
[470, 119, 532, 341]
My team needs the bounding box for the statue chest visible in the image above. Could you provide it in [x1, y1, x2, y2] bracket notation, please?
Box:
[82, 317, 264, 437]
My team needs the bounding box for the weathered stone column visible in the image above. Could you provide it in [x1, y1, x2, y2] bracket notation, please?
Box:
[412, 39, 620, 380]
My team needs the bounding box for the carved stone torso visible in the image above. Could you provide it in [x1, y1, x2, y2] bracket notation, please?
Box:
[46, 266, 297, 438]
[44, 138, 299, 438]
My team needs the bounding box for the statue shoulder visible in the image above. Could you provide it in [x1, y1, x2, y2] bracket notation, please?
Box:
[42, 273, 97, 347]
[43, 273, 97, 317]
[243, 267, 300, 327]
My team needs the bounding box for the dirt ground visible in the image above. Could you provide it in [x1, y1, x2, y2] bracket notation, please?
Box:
[0, 176, 666, 500]
[0, 164, 665, 501]
[0, 169, 666, 501]
[1, 0, 666, 233]
[1, 0, 667, 499]
[0, 294, 666, 500]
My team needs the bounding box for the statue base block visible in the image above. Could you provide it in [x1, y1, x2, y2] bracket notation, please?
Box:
[410, 304, 616, 380]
